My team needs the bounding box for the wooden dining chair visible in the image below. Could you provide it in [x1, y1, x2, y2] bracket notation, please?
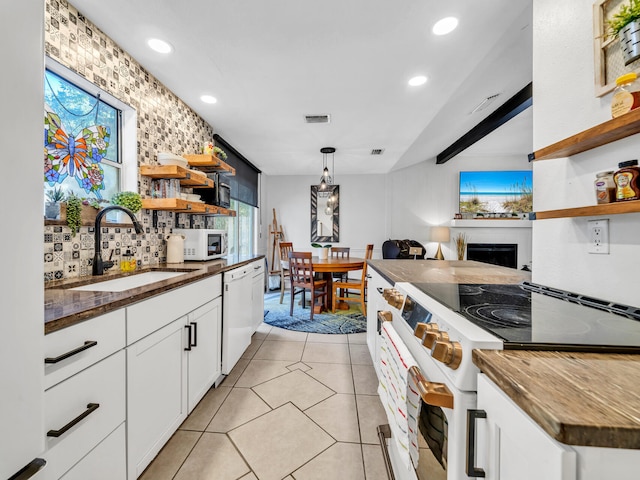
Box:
[331, 244, 374, 315]
[278, 242, 294, 304]
[288, 251, 328, 320]
[330, 246, 351, 284]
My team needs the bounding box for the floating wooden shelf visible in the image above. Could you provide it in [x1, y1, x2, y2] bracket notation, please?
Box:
[533, 200, 640, 220]
[141, 198, 236, 216]
[183, 154, 236, 175]
[139, 165, 213, 188]
[531, 108, 640, 161]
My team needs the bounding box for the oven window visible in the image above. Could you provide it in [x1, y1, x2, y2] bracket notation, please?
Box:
[418, 403, 448, 474]
[207, 234, 222, 255]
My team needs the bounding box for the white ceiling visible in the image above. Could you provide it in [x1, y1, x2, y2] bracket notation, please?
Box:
[69, 0, 533, 175]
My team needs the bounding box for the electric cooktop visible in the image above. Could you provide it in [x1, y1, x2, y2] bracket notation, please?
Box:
[409, 281, 640, 353]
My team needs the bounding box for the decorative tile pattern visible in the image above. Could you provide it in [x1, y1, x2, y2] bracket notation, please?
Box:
[44, 0, 221, 281]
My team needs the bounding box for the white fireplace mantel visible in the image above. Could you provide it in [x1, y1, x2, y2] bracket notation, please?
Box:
[449, 219, 532, 228]
[447, 219, 532, 269]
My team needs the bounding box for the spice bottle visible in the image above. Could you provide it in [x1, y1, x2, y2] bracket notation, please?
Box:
[614, 160, 640, 201]
[611, 73, 640, 118]
[594, 170, 616, 204]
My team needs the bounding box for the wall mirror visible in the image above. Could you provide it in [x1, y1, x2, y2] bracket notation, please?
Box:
[310, 185, 339, 242]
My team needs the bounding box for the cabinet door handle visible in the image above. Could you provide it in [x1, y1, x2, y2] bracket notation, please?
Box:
[466, 409, 486, 477]
[44, 341, 98, 364]
[377, 287, 384, 294]
[191, 321, 198, 347]
[184, 324, 192, 351]
[47, 403, 100, 438]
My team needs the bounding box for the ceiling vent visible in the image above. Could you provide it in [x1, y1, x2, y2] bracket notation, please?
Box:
[371, 148, 385, 155]
[304, 114, 331, 124]
[470, 93, 501, 114]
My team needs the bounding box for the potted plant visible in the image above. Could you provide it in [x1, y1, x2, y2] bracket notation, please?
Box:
[45, 186, 64, 219]
[454, 232, 469, 261]
[311, 242, 331, 260]
[111, 191, 143, 214]
[213, 146, 228, 161]
[606, 0, 640, 65]
[64, 193, 83, 236]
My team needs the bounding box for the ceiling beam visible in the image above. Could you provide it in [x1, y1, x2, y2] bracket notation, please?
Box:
[435, 82, 533, 165]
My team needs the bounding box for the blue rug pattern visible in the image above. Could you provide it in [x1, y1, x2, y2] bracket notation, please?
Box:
[263, 290, 367, 334]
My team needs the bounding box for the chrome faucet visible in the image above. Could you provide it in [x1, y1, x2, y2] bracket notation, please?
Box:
[92, 205, 144, 275]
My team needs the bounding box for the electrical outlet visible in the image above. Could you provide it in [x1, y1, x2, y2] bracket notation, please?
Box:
[588, 219, 609, 254]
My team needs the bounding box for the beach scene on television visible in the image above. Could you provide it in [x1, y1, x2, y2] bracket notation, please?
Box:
[459, 170, 533, 214]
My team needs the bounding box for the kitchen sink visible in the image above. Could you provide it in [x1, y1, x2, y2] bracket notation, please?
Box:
[69, 271, 188, 292]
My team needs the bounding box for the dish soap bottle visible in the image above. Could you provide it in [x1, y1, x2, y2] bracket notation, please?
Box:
[614, 160, 640, 201]
[121, 249, 136, 272]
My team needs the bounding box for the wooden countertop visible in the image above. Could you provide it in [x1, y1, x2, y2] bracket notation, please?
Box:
[44, 256, 264, 334]
[473, 349, 640, 449]
[367, 259, 531, 286]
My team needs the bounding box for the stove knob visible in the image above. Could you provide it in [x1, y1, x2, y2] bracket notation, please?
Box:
[413, 322, 439, 339]
[423, 331, 449, 349]
[392, 294, 405, 309]
[431, 340, 462, 370]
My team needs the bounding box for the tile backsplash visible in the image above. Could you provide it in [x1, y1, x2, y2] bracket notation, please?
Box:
[44, 0, 219, 281]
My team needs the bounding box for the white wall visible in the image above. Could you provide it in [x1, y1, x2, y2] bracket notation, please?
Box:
[387, 154, 532, 260]
[263, 174, 388, 268]
[532, 0, 640, 304]
[262, 153, 532, 265]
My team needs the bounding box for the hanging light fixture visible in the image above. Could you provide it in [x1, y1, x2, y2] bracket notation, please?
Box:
[318, 147, 335, 195]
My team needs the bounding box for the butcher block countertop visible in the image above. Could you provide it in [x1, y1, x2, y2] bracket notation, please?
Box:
[473, 349, 640, 449]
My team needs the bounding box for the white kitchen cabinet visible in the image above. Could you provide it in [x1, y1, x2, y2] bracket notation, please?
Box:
[38, 350, 126, 480]
[251, 259, 265, 333]
[127, 317, 188, 480]
[366, 267, 392, 375]
[472, 374, 577, 480]
[59, 423, 126, 480]
[186, 297, 222, 412]
[126, 274, 222, 479]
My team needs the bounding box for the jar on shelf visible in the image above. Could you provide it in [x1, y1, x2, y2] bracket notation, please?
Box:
[611, 73, 640, 118]
[614, 160, 640, 201]
[594, 170, 616, 204]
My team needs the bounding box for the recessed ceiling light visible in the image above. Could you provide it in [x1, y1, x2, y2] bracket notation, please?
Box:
[147, 38, 173, 54]
[200, 95, 217, 104]
[432, 17, 458, 36]
[408, 75, 428, 86]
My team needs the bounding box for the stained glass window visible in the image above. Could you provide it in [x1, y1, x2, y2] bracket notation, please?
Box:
[44, 69, 121, 203]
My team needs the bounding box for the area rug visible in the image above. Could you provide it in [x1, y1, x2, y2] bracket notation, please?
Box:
[263, 290, 367, 334]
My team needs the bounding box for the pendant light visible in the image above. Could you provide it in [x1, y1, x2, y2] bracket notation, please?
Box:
[318, 147, 335, 194]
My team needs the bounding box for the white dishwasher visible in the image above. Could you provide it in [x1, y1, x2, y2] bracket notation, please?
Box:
[222, 264, 253, 374]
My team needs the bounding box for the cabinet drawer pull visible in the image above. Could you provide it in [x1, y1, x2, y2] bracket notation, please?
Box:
[191, 322, 198, 347]
[44, 341, 98, 364]
[47, 403, 100, 438]
[377, 287, 384, 294]
[466, 409, 486, 477]
[184, 324, 192, 351]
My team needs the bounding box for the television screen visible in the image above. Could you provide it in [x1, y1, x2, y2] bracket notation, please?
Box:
[459, 170, 533, 215]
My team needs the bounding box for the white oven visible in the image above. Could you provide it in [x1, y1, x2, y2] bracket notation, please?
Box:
[375, 282, 502, 480]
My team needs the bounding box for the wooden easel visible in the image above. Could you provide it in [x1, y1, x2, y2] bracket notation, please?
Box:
[268, 208, 285, 275]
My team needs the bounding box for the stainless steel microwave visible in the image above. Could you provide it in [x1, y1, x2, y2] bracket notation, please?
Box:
[173, 228, 228, 261]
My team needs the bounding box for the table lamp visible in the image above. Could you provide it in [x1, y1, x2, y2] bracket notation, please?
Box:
[430, 226, 450, 260]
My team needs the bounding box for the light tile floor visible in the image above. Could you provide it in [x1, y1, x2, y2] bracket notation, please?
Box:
[140, 323, 390, 480]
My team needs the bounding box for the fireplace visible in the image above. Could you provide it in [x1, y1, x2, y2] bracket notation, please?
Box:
[467, 243, 517, 269]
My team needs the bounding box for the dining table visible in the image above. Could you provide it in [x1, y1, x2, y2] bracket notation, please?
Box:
[311, 256, 366, 312]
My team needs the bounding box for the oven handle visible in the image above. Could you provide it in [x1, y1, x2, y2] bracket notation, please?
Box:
[466, 409, 487, 477]
[408, 366, 454, 409]
[376, 424, 396, 480]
